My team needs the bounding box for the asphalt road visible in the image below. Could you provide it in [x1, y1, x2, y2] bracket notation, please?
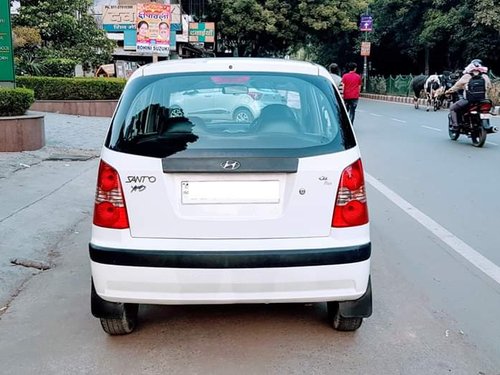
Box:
[0, 102, 499, 374]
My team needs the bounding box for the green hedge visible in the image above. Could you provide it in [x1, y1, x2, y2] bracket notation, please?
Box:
[0, 87, 35, 116]
[40, 58, 78, 78]
[16, 76, 126, 100]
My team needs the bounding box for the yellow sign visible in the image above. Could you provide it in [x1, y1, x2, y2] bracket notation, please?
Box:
[360, 42, 371, 57]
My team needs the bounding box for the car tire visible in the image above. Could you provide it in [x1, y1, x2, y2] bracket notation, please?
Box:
[91, 280, 138, 335]
[233, 107, 254, 123]
[100, 306, 138, 335]
[327, 302, 363, 331]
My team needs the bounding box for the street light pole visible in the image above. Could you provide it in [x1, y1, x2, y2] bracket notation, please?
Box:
[362, 6, 369, 92]
[363, 33, 368, 92]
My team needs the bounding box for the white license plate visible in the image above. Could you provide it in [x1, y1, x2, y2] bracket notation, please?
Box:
[480, 113, 491, 119]
[181, 180, 280, 204]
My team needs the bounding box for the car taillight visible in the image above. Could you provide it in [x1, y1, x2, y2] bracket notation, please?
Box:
[248, 92, 263, 100]
[332, 159, 369, 227]
[93, 160, 129, 229]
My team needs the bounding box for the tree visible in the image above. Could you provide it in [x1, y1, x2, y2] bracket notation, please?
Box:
[369, 0, 500, 74]
[293, 0, 369, 67]
[208, 0, 298, 57]
[207, 0, 368, 67]
[12, 26, 43, 75]
[13, 0, 115, 72]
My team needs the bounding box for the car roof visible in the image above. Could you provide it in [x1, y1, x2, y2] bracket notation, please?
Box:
[129, 58, 323, 82]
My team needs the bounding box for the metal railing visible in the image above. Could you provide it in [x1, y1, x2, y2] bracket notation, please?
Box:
[365, 71, 498, 97]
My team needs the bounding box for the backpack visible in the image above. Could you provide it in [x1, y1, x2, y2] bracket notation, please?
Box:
[465, 74, 486, 102]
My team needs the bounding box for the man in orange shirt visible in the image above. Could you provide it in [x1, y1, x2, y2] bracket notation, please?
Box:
[341, 62, 362, 124]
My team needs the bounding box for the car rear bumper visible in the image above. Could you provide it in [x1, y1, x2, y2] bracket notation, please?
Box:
[90, 243, 371, 304]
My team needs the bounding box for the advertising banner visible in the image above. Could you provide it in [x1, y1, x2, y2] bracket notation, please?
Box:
[0, 0, 15, 84]
[189, 22, 215, 43]
[136, 3, 171, 56]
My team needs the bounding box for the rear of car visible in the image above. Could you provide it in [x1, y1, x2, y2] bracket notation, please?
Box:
[89, 58, 371, 335]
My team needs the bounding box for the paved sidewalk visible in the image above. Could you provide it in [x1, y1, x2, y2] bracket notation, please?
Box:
[0, 112, 110, 309]
[0, 111, 110, 179]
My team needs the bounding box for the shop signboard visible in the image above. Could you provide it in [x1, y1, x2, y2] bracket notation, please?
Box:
[189, 22, 215, 43]
[102, 5, 136, 32]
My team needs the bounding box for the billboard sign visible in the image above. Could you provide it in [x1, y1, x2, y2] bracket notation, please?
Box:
[136, 3, 171, 56]
[0, 0, 15, 84]
[189, 22, 215, 43]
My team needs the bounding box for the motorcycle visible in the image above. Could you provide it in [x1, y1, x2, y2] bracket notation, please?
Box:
[448, 99, 498, 147]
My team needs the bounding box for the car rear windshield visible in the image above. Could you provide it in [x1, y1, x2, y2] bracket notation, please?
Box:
[106, 72, 355, 158]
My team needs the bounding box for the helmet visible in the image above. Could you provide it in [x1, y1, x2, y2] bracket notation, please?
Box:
[470, 59, 483, 67]
[464, 59, 486, 74]
[329, 63, 339, 74]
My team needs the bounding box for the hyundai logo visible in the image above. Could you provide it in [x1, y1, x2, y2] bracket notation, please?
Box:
[220, 160, 241, 170]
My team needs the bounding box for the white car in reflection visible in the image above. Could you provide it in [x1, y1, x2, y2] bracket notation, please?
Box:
[171, 87, 286, 123]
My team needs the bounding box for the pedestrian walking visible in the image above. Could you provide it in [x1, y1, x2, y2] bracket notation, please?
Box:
[342, 62, 362, 124]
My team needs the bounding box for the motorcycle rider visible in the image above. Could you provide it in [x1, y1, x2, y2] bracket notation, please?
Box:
[445, 59, 491, 130]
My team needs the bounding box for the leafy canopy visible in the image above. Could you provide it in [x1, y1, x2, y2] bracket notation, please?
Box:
[13, 0, 115, 70]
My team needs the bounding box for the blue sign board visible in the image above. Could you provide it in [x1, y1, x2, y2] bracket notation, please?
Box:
[360, 16, 373, 32]
[124, 29, 136, 50]
[103, 24, 136, 32]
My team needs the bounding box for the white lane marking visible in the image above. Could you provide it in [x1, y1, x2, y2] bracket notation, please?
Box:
[486, 141, 498, 146]
[422, 125, 442, 132]
[370, 113, 382, 117]
[391, 118, 406, 123]
[365, 173, 500, 285]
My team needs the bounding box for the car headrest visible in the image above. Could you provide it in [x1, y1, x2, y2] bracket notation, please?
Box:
[259, 104, 296, 122]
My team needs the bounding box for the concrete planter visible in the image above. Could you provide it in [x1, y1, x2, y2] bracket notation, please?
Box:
[0, 113, 45, 152]
[30, 100, 118, 117]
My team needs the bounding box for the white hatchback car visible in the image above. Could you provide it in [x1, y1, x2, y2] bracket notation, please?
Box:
[90, 58, 372, 335]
